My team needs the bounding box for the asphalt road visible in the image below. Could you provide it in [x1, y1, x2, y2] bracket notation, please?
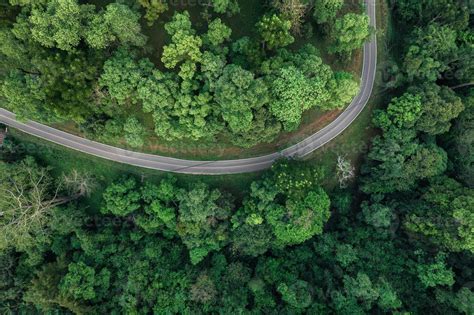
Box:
[0, 0, 377, 175]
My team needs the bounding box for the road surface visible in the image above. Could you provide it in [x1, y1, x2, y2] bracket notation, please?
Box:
[0, 0, 377, 175]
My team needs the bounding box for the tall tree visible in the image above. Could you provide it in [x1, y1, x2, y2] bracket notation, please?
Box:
[28, 0, 92, 51]
[176, 183, 234, 264]
[84, 3, 146, 49]
[161, 11, 202, 80]
[138, 0, 169, 26]
[329, 13, 370, 56]
[257, 14, 294, 50]
[214, 65, 269, 133]
[405, 177, 474, 253]
[0, 158, 92, 252]
[99, 49, 153, 105]
[408, 83, 464, 135]
[313, 0, 343, 24]
[402, 23, 457, 82]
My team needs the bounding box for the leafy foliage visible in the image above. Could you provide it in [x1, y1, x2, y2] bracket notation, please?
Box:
[256, 14, 294, 49]
[2, 1, 474, 314]
[329, 13, 370, 56]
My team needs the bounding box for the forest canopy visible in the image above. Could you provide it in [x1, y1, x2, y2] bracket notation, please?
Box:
[1, 0, 473, 314]
[0, 0, 369, 149]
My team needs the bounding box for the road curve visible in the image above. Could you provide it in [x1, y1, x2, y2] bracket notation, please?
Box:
[0, 0, 377, 175]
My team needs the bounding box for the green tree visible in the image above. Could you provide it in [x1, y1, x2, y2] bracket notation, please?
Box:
[447, 94, 474, 187]
[277, 280, 312, 309]
[362, 93, 449, 194]
[209, 0, 239, 15]
[267, 187, 331, 246]
[335, 244, 358, 268]
[362, 135, 447, 194]
[137, 69, 220, 141]
[405, 177, 474, 253]
[99, 49, 153, 105]
[101, 177, 141, 217]
[84, 3, 146, 49]
[231, 162, 329, 255]
[161, 11, 202, 79]
[190, 273, 217, 304]
[313, 0, 343, 24]
[342, 273, 379, 310]
[135, 178, 178, 236]
[408, 83, 464, 135]
[416, 253, 455, 288]
[361, 201, 393, 229]
[329, 13, 370, 56]
[325, 71, 359, 110]
[138, 0, 169, 26]
[24, 261, 90, 314]
[402, 24, 457, 82]
[21, 50, 102, 123]
[225, 108, 282, 148]
[59, 262, 110, 301]
[269, 66, 312, 130]
[214, 65, 269, 133]
[394, 0, 469, 31]
[124, 117, 146, 148]
[263, 44, 346, 130]
[204, 18, 232, 47]
[1, 70, 46, 121]
[176, 183, 233, 264]
[257, 14, 294, 50]
[374, 93, 422, 130]
[28, 0, 92, 51]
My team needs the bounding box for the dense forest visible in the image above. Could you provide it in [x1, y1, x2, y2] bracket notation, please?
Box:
[1, 0, 474, 314]
[0, 0, 368, 149]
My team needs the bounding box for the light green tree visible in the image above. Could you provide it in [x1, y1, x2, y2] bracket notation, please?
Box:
[214, 65, 269, 133]
[101, 177, 141, 217]
[257, 14, 294, 50]
[124, 117, 146, 148]
[29, 0, 92, 51]
[416, 253, 455, 288]
[204, 18, 232, 47]
[138, 0, 169, 26]
[161, 12, 202, 79]
[85, 3, 146, 49]
[329, 13, 370, 56]
[99, 49, 153, 105]
[269, 66, 312, 130]
[1, 70, 46, 121]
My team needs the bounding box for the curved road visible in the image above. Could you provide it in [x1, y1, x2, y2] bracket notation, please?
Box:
[0, 0, 377, 175]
